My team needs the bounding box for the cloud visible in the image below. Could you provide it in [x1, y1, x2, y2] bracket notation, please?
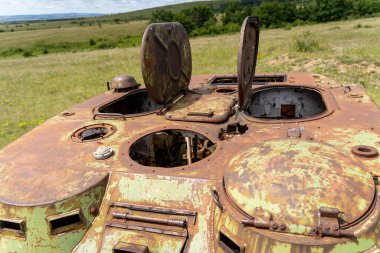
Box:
[0, 0, 203, 16]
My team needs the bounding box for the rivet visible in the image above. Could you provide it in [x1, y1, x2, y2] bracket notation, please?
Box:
[272, 223, 278, 230]
[89, 205, 99, 216]
[279, 224, 286, 231]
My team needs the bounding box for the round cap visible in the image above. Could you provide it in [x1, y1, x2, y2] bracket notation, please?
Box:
[237, 16, 259, 107]
[93, 146, 114, 160]
[109, 75, 139, 91]
[141, 22, 192, 105]
[224, 139, 375, 229]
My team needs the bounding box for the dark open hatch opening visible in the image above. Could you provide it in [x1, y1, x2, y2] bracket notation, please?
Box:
[244, 87, 326, 119]
[129, 130, 216, 168]
[99, 90, 162, 116]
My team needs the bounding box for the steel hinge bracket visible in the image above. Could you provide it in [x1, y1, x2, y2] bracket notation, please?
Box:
[314, 206, 354, 239]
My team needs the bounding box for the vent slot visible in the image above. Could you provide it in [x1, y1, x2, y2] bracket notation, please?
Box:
[209, 75, 286, 86]
[113, 242, 149, 253]
[48, 209, 84, 235]
[219, 231, 245, 253]
[0, 218, 25, 236]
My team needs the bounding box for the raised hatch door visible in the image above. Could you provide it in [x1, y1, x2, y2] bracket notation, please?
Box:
[141, 22, 192, 105]
[237, 16, 260, 107]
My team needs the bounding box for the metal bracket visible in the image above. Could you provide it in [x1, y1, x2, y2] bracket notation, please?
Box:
[242, 219, 287, 232]
[314, 207, 354, 238]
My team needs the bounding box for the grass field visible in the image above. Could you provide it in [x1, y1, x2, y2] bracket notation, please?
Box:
[0, 20, 148, 57]
[0, 1, 219, 33]
[0, 16, 379, 148]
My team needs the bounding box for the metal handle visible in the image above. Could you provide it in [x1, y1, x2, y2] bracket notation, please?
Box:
[187, 111, 214, 117]
[212, 190, 224, 212]
[112, 212, 187, 228]
[93, 113, 126, 120]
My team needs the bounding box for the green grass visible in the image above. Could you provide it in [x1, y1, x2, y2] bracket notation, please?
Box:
[0, 20, 148, 57]
[0, 16, 380, 148]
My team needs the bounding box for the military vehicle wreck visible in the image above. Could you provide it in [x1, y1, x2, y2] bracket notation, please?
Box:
[0, 17, 380, 252]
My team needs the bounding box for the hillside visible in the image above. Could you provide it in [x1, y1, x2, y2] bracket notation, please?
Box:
[0, 13, 102, 23]
[0, 1, 222, 33]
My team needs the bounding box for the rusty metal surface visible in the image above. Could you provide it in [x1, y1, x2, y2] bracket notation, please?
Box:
[237, 16, 259, 107]
[224, 138, 375, 232]
[141, 22, 192, 105]
[0, 71, 379, 252]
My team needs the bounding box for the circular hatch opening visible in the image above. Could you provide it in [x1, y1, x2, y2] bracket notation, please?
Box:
[129, 129, 216, 168]
[72, 124, 116, 143]
[244, 87, 327, 120]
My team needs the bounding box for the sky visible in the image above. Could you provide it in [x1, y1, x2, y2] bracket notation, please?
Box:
[0, 0, 204, 16]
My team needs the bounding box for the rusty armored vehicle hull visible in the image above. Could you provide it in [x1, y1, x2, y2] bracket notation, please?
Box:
[0, 17, 380, 253]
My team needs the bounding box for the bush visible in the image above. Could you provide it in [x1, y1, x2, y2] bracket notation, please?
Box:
[254, 1, 297, 28]
[89, 38, 96, 46]
[97, 39, 117, 49]
[294, 31, 320, 52]
[151, 10, 175, 23]
[23, 50, 33, 57]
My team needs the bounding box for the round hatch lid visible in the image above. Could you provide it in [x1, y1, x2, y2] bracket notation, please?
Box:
[141, 22, 192, 105]
[237, 16, 260, 107]
[224, 139, 375, 228]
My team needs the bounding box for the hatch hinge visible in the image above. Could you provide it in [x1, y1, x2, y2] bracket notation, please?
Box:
[314, 207, 354, 239]
[241, 219, 287, 232]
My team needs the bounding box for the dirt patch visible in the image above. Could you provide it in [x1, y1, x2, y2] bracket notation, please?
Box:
[338, 64, 347, 73]
[266, 54, 294, 66]
[366, 64, 380, 74]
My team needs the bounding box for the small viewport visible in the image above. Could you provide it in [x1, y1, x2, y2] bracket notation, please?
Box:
[47, 209, 85, 235]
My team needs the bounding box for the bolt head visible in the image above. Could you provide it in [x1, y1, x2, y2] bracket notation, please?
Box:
[89, 205, 99, 216]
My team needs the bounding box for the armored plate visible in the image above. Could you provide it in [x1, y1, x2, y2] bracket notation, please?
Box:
[165, 93, 235, 123]
[224, 139, 375, 230]
[141, 22, 192, 105]
[237, 16, 259, 107]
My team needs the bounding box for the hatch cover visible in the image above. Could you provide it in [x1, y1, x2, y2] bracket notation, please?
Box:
[141, 22, 192, 105]
[224, 139, 375, 229]
[237, 16, 259, 107]
[165, 93, 235, 123]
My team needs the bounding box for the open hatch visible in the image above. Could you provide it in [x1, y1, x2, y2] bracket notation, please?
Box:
[94, 22, 192, 119]
[243, 86, 327, 120]
[129, 129, 216, 168]
[96, 89, 162, 117]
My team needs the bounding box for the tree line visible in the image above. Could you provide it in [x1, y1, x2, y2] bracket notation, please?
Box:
[151, 0, 380, 36]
